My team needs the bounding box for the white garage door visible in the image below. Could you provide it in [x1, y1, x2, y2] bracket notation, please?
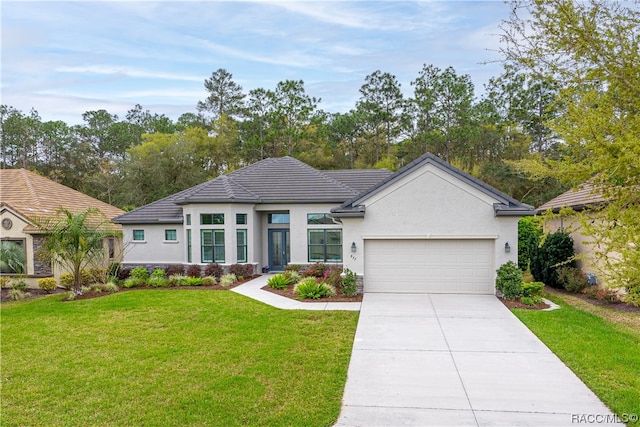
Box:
[364, 239, 494, 294]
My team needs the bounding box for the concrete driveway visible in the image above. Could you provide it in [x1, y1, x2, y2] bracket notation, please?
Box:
[336, 293, 621, 426]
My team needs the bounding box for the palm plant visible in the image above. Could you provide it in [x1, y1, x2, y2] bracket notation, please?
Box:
[0, 241, 25, 274]
[36, 208, 117, 295]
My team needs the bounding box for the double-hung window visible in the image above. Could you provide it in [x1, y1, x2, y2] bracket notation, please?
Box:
[164, 229, 177, 241]
[236, 229, 247, 263]
[308, 229, 342, 262]
[201, 230, 225, 263]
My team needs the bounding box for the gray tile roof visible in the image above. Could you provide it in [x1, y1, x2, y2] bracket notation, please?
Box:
[115, 157, 386, 224]
[331, 152, 535, 217]
[324, 169, 394, 194]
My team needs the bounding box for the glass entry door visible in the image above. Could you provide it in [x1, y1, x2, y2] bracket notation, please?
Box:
[268, 229, 290, 271]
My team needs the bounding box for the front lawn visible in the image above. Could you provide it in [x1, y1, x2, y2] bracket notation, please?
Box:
[1, 291, 359, 426]
[512, 296, 640, 425]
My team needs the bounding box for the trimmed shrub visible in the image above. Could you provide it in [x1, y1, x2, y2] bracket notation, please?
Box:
[341, 268, 358, 297]
[151, 268, 166, 278]
[268, 273, 293, 290]
[583, 287, 620, 304]
[165, 264, 184, 276]
[294, 278, 335, 299]
[0, 276, 10, 288]
[59, 273, 74, 290]
[228, 264, 246, 279]
[168, 275, 188, 287]
[521, 281, 544, 297]
[557, 267, 588, 293]
[37, 277, 57, 293]
[285, 264, 300, 272]
[495, 261, 523, 300]
[219, 273, 237, 287]
[202, 276, 217, 286]
[530, 230, 576, 288]
[130, 267, 150, 280]
[204, 263, 223, 279]
[185, 264, 202, 278]
[304, 263, 328, 278]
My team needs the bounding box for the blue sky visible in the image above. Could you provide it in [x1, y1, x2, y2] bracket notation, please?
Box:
[2, 1, 511, 125]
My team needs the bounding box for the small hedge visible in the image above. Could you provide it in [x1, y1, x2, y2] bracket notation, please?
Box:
[495, 261, 523, 300]
[37, 277, 57, 293]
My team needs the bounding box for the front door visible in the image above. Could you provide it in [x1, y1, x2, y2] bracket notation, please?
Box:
[268, 229, 290, 271]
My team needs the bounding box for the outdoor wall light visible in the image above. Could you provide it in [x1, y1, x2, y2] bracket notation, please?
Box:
[351, 242, 357, 253]
[504, 242, 511, 253]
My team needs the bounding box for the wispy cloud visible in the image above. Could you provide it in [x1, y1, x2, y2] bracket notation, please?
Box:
[55, 65, 203, 82]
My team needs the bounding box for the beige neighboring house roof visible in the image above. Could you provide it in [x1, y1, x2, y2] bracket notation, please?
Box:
[537, 181, 607, 213]
[0, 168, 124, 232]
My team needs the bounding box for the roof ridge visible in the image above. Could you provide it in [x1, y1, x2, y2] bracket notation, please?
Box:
[22, 169, 41, 207]
[290, 157, 357, 194]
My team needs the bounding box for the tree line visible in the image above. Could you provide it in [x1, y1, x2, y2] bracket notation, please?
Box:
[0, 62, 566, 210]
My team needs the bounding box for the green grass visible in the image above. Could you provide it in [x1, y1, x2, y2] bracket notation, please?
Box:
[512, 296, 640, 425]
[1, 291, 359, 426]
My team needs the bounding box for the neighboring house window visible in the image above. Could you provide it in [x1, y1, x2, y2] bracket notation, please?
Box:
[187, 229, 192, 263]
[236, 213, 247, 225]
[165, 229, 177, 241]
[0, 239, 26, 274]
[201, 230, 225, 263]
[307, 213, 334, 225]
[186, 214, 191, 225]
[268, 213, 289, 224]
[108, 238, 115, 259]
[237, 229, 247, 263]
[308, 230, 342, 262]
[133, 230, 145, 241]
[201, 214, 224, 225]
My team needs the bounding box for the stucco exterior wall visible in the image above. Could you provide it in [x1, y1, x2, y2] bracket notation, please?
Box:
[341, 164, 519, 281]
[123, 224, 185, 264]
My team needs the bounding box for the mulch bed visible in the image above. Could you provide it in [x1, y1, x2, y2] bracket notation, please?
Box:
[1, 276, 258, 303]
[545, 287, 640, 313]
[262, 285, 363, 303]
[499, 297, 550, 310]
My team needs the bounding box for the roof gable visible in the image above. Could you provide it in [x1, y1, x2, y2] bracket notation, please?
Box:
[332, 153, 534, 217]
[0, 169, 125, 229]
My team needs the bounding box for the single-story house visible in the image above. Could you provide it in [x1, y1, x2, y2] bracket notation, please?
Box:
[537, 181, 608, 285]
[115, 153, 534, 294]
[0, 169, 125, 286]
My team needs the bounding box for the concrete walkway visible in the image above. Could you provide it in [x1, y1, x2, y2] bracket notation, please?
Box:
[231, 274, 361, 311]
[335, 293, 621, 427]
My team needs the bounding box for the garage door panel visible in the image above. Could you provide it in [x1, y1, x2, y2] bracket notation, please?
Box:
[364, 239, 494, 294]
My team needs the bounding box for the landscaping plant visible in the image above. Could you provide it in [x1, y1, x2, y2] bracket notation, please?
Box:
[530, 230, 576, 288]
[341, 268, 358, 297]
[557, 266, 588, 293]
[495, 261, 523, 300]
[293, 278, 336, 300]
[37, 278, 57, 293]
[219, 273, 237, 287]
[267, 273, 294, 290]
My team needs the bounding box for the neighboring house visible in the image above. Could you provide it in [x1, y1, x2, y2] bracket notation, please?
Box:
[115, 154, 534, 294]
[0, 169, 125, 285]
[537, 181, 607, 285]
